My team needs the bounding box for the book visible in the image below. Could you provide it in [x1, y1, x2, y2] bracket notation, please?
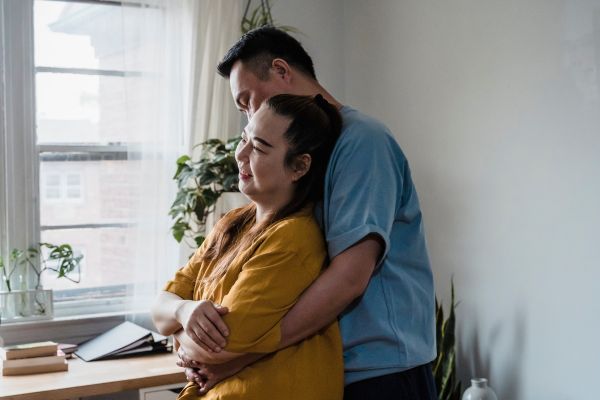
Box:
[75, 321, 171, 362]
[0, 341, 58, 360]
[108, 342, 173, 358]
[151, 332, 169, 347]
[2, 360, 68, 376]
[58, 343, 78, 359]
[2, 353, 65, 369]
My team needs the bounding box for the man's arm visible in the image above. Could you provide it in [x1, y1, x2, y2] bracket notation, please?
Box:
[278, 234, 382, 349]
[176, 235, 381, 394]
[186, 234, 382, 352]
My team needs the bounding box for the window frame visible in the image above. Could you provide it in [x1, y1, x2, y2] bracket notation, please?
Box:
[1, 0, 146, 321]
[0, 0, 39, 293]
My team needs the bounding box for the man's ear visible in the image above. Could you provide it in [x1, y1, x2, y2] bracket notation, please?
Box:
[292, 154, 312, 182]
[271, 58, 292, 83]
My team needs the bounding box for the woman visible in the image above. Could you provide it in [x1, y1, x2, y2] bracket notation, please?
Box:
[152, 94, 343, 399]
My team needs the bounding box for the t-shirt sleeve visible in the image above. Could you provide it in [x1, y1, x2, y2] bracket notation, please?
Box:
[220, 219, 325, 354]
[325, 126, 406, 262]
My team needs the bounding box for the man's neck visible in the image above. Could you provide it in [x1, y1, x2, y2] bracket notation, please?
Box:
[292, 77, 342, 110]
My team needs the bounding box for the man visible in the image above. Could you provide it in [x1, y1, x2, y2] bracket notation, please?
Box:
[178, 27, 437, 399]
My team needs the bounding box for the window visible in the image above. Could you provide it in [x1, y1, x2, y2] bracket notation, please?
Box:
[0, 0, 155, 315]
[32, 0, 145, 315]
[3, 0, 185, 321]
[42, 171, 83, 202]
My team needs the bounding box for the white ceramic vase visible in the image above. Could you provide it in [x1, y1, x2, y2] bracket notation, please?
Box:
[462, 378, 498, 400]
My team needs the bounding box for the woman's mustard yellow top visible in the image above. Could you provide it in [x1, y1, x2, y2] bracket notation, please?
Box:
[164, 208, 343, 400]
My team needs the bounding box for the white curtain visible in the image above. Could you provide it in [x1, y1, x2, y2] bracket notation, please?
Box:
[119, 0, 242, 315]
[185, 0, 243, 155]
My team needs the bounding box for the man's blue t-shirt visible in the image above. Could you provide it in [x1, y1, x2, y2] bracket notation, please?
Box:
[317, 105, 436, 385]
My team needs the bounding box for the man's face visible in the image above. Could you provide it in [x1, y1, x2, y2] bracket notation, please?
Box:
[229, 60, 289, 119]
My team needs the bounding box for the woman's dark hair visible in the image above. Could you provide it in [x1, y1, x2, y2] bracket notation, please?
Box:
[268, 94, 341, 216]
[200, 94, 341, 295]
[217, 27, 316, 80]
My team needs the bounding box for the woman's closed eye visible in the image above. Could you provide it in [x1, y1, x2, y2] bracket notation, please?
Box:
[243, 133, 264, 152]
[251, 143, 265, 153]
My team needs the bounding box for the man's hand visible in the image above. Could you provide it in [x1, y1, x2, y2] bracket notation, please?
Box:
[177, 347, 263, 395]
[194, 359, 250, 395]
[177, 346, 200, 369]
[179, 354, 248, 395]
[184, 367, 204, 386]
[176, 300, 230, 352]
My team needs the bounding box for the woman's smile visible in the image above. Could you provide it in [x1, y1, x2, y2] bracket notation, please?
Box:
[238, 166, 253, 181]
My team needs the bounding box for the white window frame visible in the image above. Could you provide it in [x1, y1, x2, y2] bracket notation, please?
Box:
[0, 0, 39, 292]
[1, 0, 147, 328]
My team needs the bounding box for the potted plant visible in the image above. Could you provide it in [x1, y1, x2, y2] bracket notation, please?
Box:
[433, 279, 462, 400]
[169, 138, 242, 247]
[169, 1, 298, 248]
[0, 242, 82, 322]
[241, 0, 299, 35]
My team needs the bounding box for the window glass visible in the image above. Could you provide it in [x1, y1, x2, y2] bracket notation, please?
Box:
[35, 72, 132, 144]
[40, 157, 141, 227]
[34, 0, 148, 313]
[40, 227, 139, 293]
[34, 1, 126, 71]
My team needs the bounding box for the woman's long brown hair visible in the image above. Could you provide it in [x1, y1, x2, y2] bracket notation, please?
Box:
[199, 94, 342, 297]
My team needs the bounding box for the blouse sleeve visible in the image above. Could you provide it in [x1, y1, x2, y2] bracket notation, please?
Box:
[163, 251, 202, 300]
[163, 230, 216, 300]
[220, 218, 326, 354]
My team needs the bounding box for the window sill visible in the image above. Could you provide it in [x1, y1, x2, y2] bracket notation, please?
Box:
[0, 310, 155, 346]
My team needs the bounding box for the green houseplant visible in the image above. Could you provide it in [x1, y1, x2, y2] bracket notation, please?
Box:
[169, 138, 241, 247]
[433, 279, 462, 400]
[169, 1, 298, 247]
[241, 0, 299, 35]
[0, 243, 82, 321]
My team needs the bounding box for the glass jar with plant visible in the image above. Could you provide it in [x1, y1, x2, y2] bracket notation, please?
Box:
[0, 242, 82, 322]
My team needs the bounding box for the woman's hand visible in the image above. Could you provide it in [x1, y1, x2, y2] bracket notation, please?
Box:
[176, 300, 230, 352]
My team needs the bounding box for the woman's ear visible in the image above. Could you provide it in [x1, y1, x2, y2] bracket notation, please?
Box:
[292, 154, 312, 182]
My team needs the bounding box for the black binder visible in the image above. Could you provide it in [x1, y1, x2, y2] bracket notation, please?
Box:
[75, 321, 171, 361]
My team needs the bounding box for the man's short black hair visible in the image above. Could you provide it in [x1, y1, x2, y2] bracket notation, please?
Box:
[217, 26, 316, 80]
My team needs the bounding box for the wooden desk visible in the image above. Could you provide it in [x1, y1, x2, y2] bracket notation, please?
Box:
[0, 353, 186, 400]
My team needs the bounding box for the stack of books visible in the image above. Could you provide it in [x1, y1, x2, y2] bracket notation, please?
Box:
[1, 341, 68, 376]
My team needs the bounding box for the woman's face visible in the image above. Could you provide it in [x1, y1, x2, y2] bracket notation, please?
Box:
[235, 104, 297, 209]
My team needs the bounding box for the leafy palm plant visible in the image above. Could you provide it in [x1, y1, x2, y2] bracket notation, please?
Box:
[433, 279, 462, 400]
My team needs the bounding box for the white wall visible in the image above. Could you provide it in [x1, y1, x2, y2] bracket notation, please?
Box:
[271, 0, 346, 102]
[342, 0, 600, 398]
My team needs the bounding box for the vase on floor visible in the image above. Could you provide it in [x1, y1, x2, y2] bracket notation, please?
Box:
[462, 378, 498, 400]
